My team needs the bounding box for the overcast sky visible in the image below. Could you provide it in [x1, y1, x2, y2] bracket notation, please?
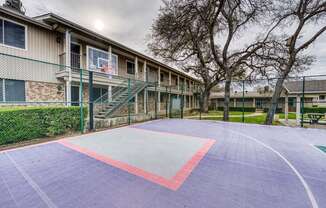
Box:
[7, 0, 326, 76]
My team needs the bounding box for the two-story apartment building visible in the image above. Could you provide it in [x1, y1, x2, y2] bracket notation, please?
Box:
[0, 6, 200, 119]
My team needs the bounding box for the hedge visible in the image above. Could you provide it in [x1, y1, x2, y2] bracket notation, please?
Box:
[304, 107, 326, 114]
[217, 107, 256, 112]
[0, 106, 87, 145]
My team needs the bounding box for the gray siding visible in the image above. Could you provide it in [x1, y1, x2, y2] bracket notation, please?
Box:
[0, 17, 62, 83]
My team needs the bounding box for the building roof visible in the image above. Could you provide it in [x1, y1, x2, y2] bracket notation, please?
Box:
[0, 6, 51, 29]
[284, 79, 326, 94]
[211, 79, 326, 99]
[210, 91, 274, 99]
[0, 7, 198, 82]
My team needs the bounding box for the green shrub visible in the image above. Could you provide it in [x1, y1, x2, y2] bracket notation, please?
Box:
[304, 107, 326, 114]
[217, 107, 256, 112]
[0, 106, 87, 145]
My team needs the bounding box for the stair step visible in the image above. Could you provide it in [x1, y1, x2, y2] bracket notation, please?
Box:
[95, 84, 147, 119]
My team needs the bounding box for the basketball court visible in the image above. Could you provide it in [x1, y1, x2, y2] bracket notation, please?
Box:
[1, 119, 326, 208]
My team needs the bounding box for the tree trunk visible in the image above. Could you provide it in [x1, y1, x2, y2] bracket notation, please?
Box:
[265, 77, 285, 125]
[201, 89, 211, 113]
[223, 78, 231, 121]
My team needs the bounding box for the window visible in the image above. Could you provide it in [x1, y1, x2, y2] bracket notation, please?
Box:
[2, 79, 25, 102]
[320, 95, 325, 100]
[93, 87, 108, 100]
[0, 21, 3, 44]
[71, 43, 81, 68]
[93, 88, 101, 100]
[0, 19, 26, 49]
[0, 79, 3, 102]
[127, 61, 135, 75]
[160, 73, 164, 82]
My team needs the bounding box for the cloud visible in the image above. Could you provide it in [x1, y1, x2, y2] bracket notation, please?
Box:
[17, 0, 162, 52]
[3, 0, 325, 75]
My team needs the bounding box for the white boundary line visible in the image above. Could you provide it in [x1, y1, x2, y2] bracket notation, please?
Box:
[223, 127, 319, 208]
[133, 118, 319, 208]
[5, 153, 57, 208]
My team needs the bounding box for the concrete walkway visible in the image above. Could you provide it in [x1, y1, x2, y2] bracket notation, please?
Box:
[186, 112, 263, 119]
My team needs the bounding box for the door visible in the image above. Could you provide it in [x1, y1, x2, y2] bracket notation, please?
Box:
[256, 99, 263, 109]
[71, 86, 80, 106]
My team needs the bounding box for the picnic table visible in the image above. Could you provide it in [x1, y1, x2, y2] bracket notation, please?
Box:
[307, 113, 325, 124]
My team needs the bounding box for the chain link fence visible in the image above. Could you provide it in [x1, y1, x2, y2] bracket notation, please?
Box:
[0, 53, 201, 147]
[193, 75, 326, 128]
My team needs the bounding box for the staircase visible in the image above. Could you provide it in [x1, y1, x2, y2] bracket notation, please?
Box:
[94, 79, 149, 119]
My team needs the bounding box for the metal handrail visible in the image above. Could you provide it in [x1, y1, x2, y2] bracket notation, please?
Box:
[104, 82, 150, 118]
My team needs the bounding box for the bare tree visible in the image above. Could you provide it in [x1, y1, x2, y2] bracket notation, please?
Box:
[148, 0, 225, 112]
[149, 0, 272, 116]
[202, 0, 275, 121]
[264, 0, 326, 125]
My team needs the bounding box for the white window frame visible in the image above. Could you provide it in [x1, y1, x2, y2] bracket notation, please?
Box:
[0, 17, 28, 51]
[1, 78, 4, 102]
[126, 60, 135, 75]
[86, 45, 118, 75]
[1, 79, 26, 102]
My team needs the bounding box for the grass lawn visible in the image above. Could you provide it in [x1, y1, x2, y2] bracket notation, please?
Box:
[199, 111, 281, 125]
[201, 111, 253, 116]
[278, 113, 297, 119]
[201, 114, 263, 123]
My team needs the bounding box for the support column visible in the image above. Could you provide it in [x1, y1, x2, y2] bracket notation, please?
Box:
[168, 72, 172, 112]
[134, 57, 139, 114]
[158, 67, 161, 87]
[157, 67, 161, 113]
[108, 85, 112, 101]
[193, 96, 195, 109]
[296, 95, 301, 125]
[143, 61, 147, 114]
[143, 61, 147, 81]
[285, 95, 289, 123]
[158, 91, 161, 113]
[253, 98, 256, 108]
[135, 57, 139, 79]
[65, 30, 71, 106]
[169, 72, 172, 86]
[234, 99, 237, 107]
[135, 93, 138, 114]
[108, 46, 113, 102]
[189, 96, 191, 108]
[177, 76, 180, 91]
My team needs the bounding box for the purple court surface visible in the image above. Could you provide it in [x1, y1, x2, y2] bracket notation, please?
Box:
[1, 119, 326, 208]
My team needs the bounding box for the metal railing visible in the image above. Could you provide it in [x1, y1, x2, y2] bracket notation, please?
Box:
[0, 52, 200, 133]
[59, 52, 82, 70]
